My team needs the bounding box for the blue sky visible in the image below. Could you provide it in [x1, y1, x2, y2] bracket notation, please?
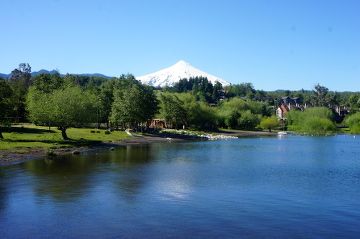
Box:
[1, 0, 359, 91]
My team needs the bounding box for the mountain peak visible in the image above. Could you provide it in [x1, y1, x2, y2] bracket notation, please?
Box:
[174, 60, 191, 66]
[137, 61, 229, 87]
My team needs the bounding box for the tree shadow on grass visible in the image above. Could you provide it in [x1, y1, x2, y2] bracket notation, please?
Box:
[2, 127, 57, 134]
[2, 139, 102, 147]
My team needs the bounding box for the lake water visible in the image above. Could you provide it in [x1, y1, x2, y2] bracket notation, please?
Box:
[1, 135, 360, 238]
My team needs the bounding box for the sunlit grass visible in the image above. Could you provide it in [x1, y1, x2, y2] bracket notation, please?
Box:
[0, 124, 129, 151]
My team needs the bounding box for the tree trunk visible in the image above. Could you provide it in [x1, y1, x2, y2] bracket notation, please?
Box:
[0, 129, 3, 139]
[60, 127, 69, 140]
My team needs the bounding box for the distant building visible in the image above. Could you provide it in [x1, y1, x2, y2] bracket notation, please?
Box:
[276, 97, 304, 120]
[147, 119, 167, 129]
[280, 96, 303, 110]
[276, 104, 289, 120]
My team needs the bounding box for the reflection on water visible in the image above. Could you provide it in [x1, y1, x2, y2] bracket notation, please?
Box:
[1, 136, 360, 238]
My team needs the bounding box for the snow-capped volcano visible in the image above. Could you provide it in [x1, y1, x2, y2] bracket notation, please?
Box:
[137, 60, 230, 87]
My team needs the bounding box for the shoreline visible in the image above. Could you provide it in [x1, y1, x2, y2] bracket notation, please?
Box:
[0, 133, 198, 166]
[0, 130, 278, 166]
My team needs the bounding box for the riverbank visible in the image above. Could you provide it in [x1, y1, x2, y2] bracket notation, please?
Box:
[0, 124, 278, 166]
[0, 134, 187, 166]
[0, 125, 189, 166]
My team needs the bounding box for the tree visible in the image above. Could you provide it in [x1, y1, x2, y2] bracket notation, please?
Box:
[27, 86, 98, 140]
[172, 77, 218, 103]
[347, 94, 360, 112]
[237, 110, 260, 130]
[225, 83, 255, 98]
[99, 79, 116, 128]
[216, 97, 269, 130]
[110, 83, 158, 130]
[311, 84, 330, 107]
[9, 63, 32, 121]
[260, 116, 279, 132]
[0, 79, 14, 139]
[31, 72, 63, 93]
[159, 93, 187, 128]
[212, 81, 224, 103]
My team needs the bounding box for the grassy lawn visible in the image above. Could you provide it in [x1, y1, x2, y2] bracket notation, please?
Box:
[0, 124, 129, 151]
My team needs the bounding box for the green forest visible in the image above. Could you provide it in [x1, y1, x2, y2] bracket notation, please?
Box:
[1, 63, 360, 140]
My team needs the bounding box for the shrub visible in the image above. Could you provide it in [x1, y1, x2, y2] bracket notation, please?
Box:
[301, 117, 336, 135]
[260, 116, 279, 132]
[286, 107, 336, 135]
[237, 110, 260, 130]
[345, 112, 360, 134]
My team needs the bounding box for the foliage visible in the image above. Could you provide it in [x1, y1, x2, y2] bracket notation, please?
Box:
[259, 116, 279, 132]
[159, 93, 218, 130]
[286, 107, 336, 135]
[216, 97, 269, 130]
[171, 77, 223, 103]
[190, 102, 218, 130]
[98, 79, 115, 127]
[237, 110, 260, 130]
[345, 112, 360, 134]
[31, 72, 63, 93]
[347, 94, 360, 112]
[225, 83, 255, 98]
[0, 79, 14, 138]
[159, 93, 187, 128]
[8, 63, 32, 121]
[110, 79, 158, 129]
[27, 86, 98, 139]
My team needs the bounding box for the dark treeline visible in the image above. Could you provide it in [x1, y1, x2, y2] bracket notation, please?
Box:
[1, 63, 360, 139]
[166, 77, 360, 111]
[166, 77, 224, 104]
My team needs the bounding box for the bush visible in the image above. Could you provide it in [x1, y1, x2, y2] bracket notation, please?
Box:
[345, 112, 360, 134]
[286, 107, 336, 135]
[237, 110, 260, 130]
[104, 130, 111, 135]
[216, 97, 268, 130]
[260, 116, 279, 132]
[301, 117, 336, 135]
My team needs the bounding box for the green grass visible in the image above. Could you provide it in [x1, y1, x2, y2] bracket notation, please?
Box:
[0, 124, 129, 151]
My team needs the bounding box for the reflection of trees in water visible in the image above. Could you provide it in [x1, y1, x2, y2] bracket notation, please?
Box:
[23, 145, 158, 202]
[110, 145, 154, 166]
[0, 170, 8, 211]
[24, 155, 102, 201]
[110, 145, 155, 201]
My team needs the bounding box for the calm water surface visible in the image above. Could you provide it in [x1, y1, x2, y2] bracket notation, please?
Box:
[1, 135, 360, 238]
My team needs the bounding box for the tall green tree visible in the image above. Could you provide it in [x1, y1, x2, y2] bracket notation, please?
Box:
[0, 79, 14, 139]
[27, 86, 98, 140]
[311, 84, 333, 107]
[98, 79, 116, 128]
[159, 93, 187, 128]
[31, 72, 63, 93]
[111, 82, 158, 129]
[212, 81, 224, 103]
[9, 63, 32, 121]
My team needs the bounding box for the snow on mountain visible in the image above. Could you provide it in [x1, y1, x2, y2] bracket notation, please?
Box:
[137, 60, 230, 87]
